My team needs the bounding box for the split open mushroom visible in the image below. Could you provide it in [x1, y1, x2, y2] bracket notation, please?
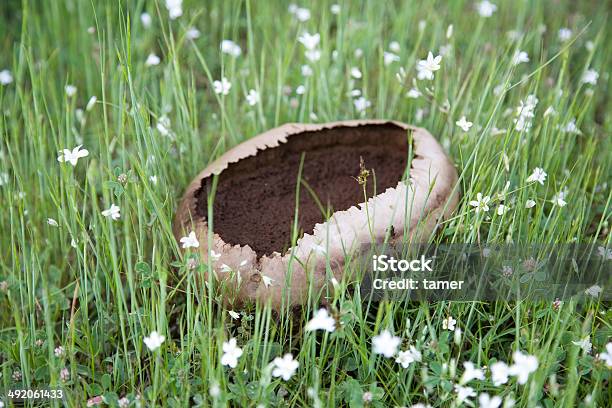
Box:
[174, 120, 459, 309]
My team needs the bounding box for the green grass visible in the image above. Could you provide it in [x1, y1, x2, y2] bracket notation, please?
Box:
[1, 0, 611, 407]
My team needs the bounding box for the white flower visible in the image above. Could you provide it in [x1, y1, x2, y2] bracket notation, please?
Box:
[454, 385, 476, 403]
[558, 28, 572, 42]
[220, 40, 242, 57]
[262, 275, 274, 287]
[101, 204, 121, 220]
[221, 338, 243, 368]
[476, 1, 497, 17]
[526, 167, 547, 185]
[512, 50, 529, 65]
[348, 89, 361, 97]
[65, 85, 77, 97]
[597, 246, 612, 260]
[514, 94, 538, 131]
[330, 4, 341, 14]
[353, 96, 371, 113]
[298, 32, 320, 50]
[186, 27, 201, 40]
[0, 69, 14, 85]
[455, 116, 473, 131]
[294, 7, 311, 22]
[543, 106, 556, 117]
[389, 41, 401, 52]
[581, 69, 599, 85]
[0, 172, 8, 187]
[165, 0, 183, 19]
[490, 361, 510, 385]
[301, 65, 313, 77]
[460, 361, 484, 384]
[47, 218, 59, 227]
[210, 250, 221, 262]
[497, 204, 509, 215]
[384, 52, 400, 66]
[525, 199, 536, 209]
[180, 231, 200, 249]
[305, 308, 336, 332]
[149, 175, 158, 185]
[350, 67, 362, 79]
[552, 190, 567, 207]
[144, 331, 165, 351]
[246, 89, 260, 106]
[86, 96, 97, 111]
[479, 393, 502, 408]
[118, 397, 130, 408]
[141, 12, 152, 28]
[372, 330, 401, 358]
[228, 310, 240, 320]
[509, 350, 538, 384]
[272, 353, 299, 380]
[562, 118, 581, 134]
[395, 346, 422, 368]
[469, 193, 491, 213]
[598, 342, 612, 367]
[354, 48, 363, 58]
[213, 77, 232, 95]
[416, 52, 442, 80]
[446, 24, 454, 39]
[572, 336, 592, 353]
[57, 145, 89, 166]
[584, 284, 602, 298]
[156, 115, 171, 137]
[406, 88, 422, 99]
[296, 85, 306, 95]
[442, 315, 457, 331]
[54, 345, 65, 357]
[145, 53, 161, 66]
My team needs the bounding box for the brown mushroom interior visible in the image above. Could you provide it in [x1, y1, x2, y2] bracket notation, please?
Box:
[195, 123, 411, 257]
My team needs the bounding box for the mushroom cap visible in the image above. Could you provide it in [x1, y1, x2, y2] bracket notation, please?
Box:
[174, 120, 459, 309]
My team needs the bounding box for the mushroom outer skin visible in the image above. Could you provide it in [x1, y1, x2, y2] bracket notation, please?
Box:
[174, 120, 459, 310]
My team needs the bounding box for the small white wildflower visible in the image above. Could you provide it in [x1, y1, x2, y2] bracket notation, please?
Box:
[418, 20, 426, 31]
[65, 85, 77, 97]
[562, 118, 581, 134]
[118, 397, 130, 408]
[512, 50, 529, 65]
[57, 145, 89, 166]
[143, 331, 165, 351]
[455, 116, 473, 132]
[509, 350, 538, 384]
[294, 7, 311, 22]
[246, 89, 260, 106]
[180, 231, 199, 249]
[296, 85, 306, 95]
[210, 250, 221, 262]
[585, 41, 595, 51]
[558, 28, 572, 42]
[301, 65, 313, 77]
[416, 52, 442, 80]
[101, 204, 121, 220]
[497, 204, 509, 215]
[446, 24, 454, 39]
[0, 69, 13, 85]
[597, 246, 612, 260]
[221, 338, 243, 368]
[383, 51, 399, 66]
[476, 1, 497, 17]
[552, 190, 567, 207]
[330, 4, 341, 14]
[145, 53, 161, 66]
[305, 308, 336, 332]
[469, 193, 491, 213]
[186, 27, 201, 40]
[526, 167, 547, 185]
[581, 69, 599, 85]
[47, 218, 59, 227]
[372, 329, 401, 358]
[220, 40, 242, 57]
[491, 361, 510, 385]
[353, 96, 371, 113]
[298, 32, 320, 50]
[389, 41, 401, 53]
[213, 77, 232, 95]
[454, 385, 476, 403]
[460, 361, 485, 384]
[350, 67, 362, 79]
[140, 12, 152, 28]
[598, 342, 612, 367]
[525, 199, 536, 209]
[149, 175, 158, 185]
[272, 353, 299, 380]
[354, 48, 363, 58]
[442, 315, 457, 331]
[60, 367, 70, 382]
[572, 336, 592, 353]
[86, 96, 97, 111]
[584, 284, 602, 298]
[395, 346, 422, 368]
[54, 345, 65, 357]
[543, 106, 556, 117]
[406, 88, 421, 99]
[479, 393, 502, 408]
[156, 115, 171, 137]
[228, 310, 240, 320]
[165, 0, 183, 20]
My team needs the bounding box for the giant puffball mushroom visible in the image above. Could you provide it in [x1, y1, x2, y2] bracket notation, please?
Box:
[174, 120, 459, 310]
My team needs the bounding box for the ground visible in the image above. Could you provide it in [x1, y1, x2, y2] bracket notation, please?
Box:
[0, 0, 610, 407]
